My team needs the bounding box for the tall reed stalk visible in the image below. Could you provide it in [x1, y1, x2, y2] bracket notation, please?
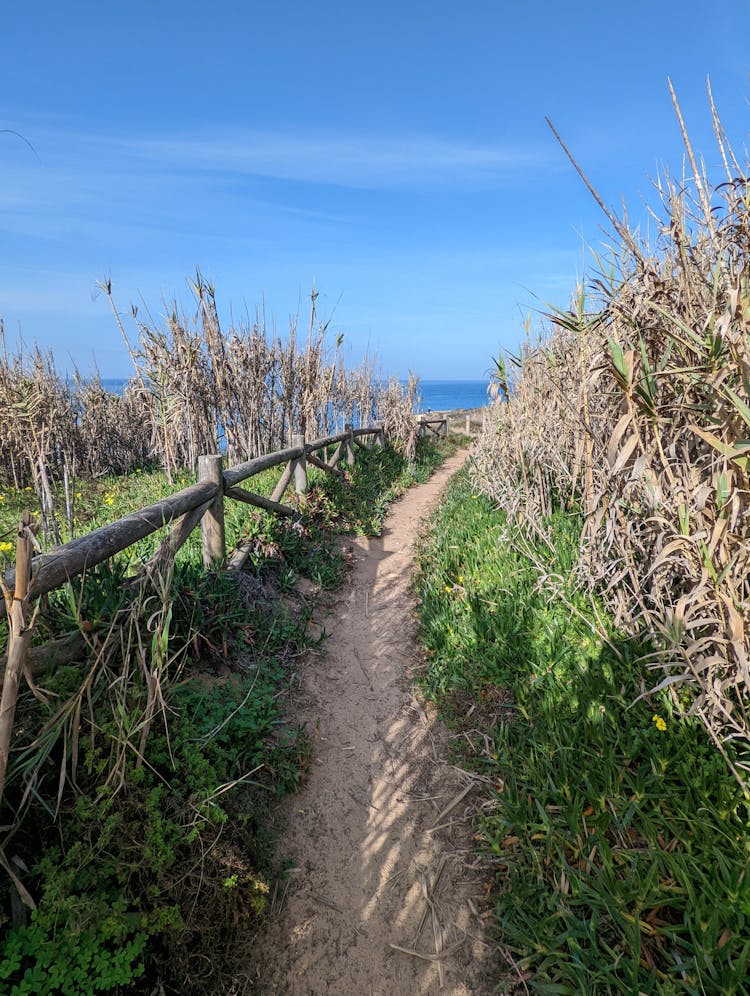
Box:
[473, 84, 750, 783]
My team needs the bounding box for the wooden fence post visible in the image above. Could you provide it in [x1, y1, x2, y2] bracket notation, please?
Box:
[0, 515, 35, 809]
[291, 433, 308, 495]
[198, 454, 225, 567]
[465, 414, 471, 435]
[344, 424, 356, 467]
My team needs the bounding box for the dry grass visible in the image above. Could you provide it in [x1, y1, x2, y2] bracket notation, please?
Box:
[473, 83, 750, 783]
[0, 281, 419, 500]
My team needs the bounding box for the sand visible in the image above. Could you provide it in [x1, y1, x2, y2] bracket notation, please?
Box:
[252, 449, 494, 995]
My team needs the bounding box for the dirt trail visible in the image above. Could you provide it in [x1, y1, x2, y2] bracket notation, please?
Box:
[255, 449, 492, 995]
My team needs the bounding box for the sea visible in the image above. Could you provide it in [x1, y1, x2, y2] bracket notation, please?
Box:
[98, 378, 489, 413]
[415, 380, 488, 413]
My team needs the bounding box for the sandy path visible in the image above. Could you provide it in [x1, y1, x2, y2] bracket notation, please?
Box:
[255, 449, 491, 995]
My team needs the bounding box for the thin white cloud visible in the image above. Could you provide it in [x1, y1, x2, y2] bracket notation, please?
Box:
[2, 119, 549, 193]
[122, 130, 548, 189]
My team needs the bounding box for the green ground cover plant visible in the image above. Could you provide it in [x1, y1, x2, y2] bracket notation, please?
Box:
[415, 469, 750, 994]
[0, 437, 451, 994]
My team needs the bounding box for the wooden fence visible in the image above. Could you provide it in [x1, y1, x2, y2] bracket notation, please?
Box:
[0, 423, 385, 623]
[0, 406, 489, 629]
[418, 412, 484, 437]
[0, 424, 393, 799]
[416, 415, 448, 439]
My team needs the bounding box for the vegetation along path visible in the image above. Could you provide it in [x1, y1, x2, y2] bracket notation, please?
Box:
[257, 448, 490, 995]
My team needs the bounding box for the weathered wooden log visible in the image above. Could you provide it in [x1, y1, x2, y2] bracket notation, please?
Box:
[224, 486, 297, 519]
[144, 497, 213, 575]
[344, 424, 356, 467]
[292, 433, 308, 495]
[328, 440, 344, 469]
[0, 481, 219, 619]
[306, 430, 350, 453]
[306, 452, 345, 478]
[223, 445, 304, 489]
[1, 631, 87, 678]
[227, 539, 254, 573]
[198, 455, 226, 567]
[271, 462, 294, 503]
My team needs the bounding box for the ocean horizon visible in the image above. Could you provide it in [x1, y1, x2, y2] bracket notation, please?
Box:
[98, 378, 489, 413]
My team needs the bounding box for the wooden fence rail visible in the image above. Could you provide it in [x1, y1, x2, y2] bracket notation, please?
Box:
[0, 415, 401, 804]
[416, 416, 448, 439]
[418, 412, 485, 438]
[0, 422, 386, 620]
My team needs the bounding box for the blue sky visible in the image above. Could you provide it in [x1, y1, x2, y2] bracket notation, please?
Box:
[2, 1, 749, 380]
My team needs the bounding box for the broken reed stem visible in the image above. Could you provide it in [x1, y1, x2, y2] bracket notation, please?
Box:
[0, 515, 36, 807]
[389, 940, 463, 962]
[413, 854, 448, 945]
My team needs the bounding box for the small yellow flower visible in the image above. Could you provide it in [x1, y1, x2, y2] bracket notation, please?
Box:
[458, 575, 464, 583]
[652, 714, 667, 732]
[0, 541, 13, 554]
[75, 492, 82, 498]
[471, 494, 478, 499]
[24, 486, 33, 492]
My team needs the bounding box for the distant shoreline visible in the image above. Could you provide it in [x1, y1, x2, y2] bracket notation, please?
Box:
[93, 377, 490, 414]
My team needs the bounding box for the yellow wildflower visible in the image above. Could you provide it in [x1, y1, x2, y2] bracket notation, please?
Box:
[0, 541, 13, 554]
[458, 575, 464, 583]
[652, 714, 667, 732]
[444, 585, 452, 593]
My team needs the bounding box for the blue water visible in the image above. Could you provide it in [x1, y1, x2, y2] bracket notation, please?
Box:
[100, 379, 128, 395]
[96, 378, 488, 413]
[415, 380, 488, 413]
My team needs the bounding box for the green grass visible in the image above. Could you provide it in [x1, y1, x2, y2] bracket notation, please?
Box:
[415, 469, 750, 995]
[0, 437, 453, 994]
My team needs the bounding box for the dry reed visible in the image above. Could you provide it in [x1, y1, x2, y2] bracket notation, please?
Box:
[0, 281, 419, 497]
[473, 84, 750, 782]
